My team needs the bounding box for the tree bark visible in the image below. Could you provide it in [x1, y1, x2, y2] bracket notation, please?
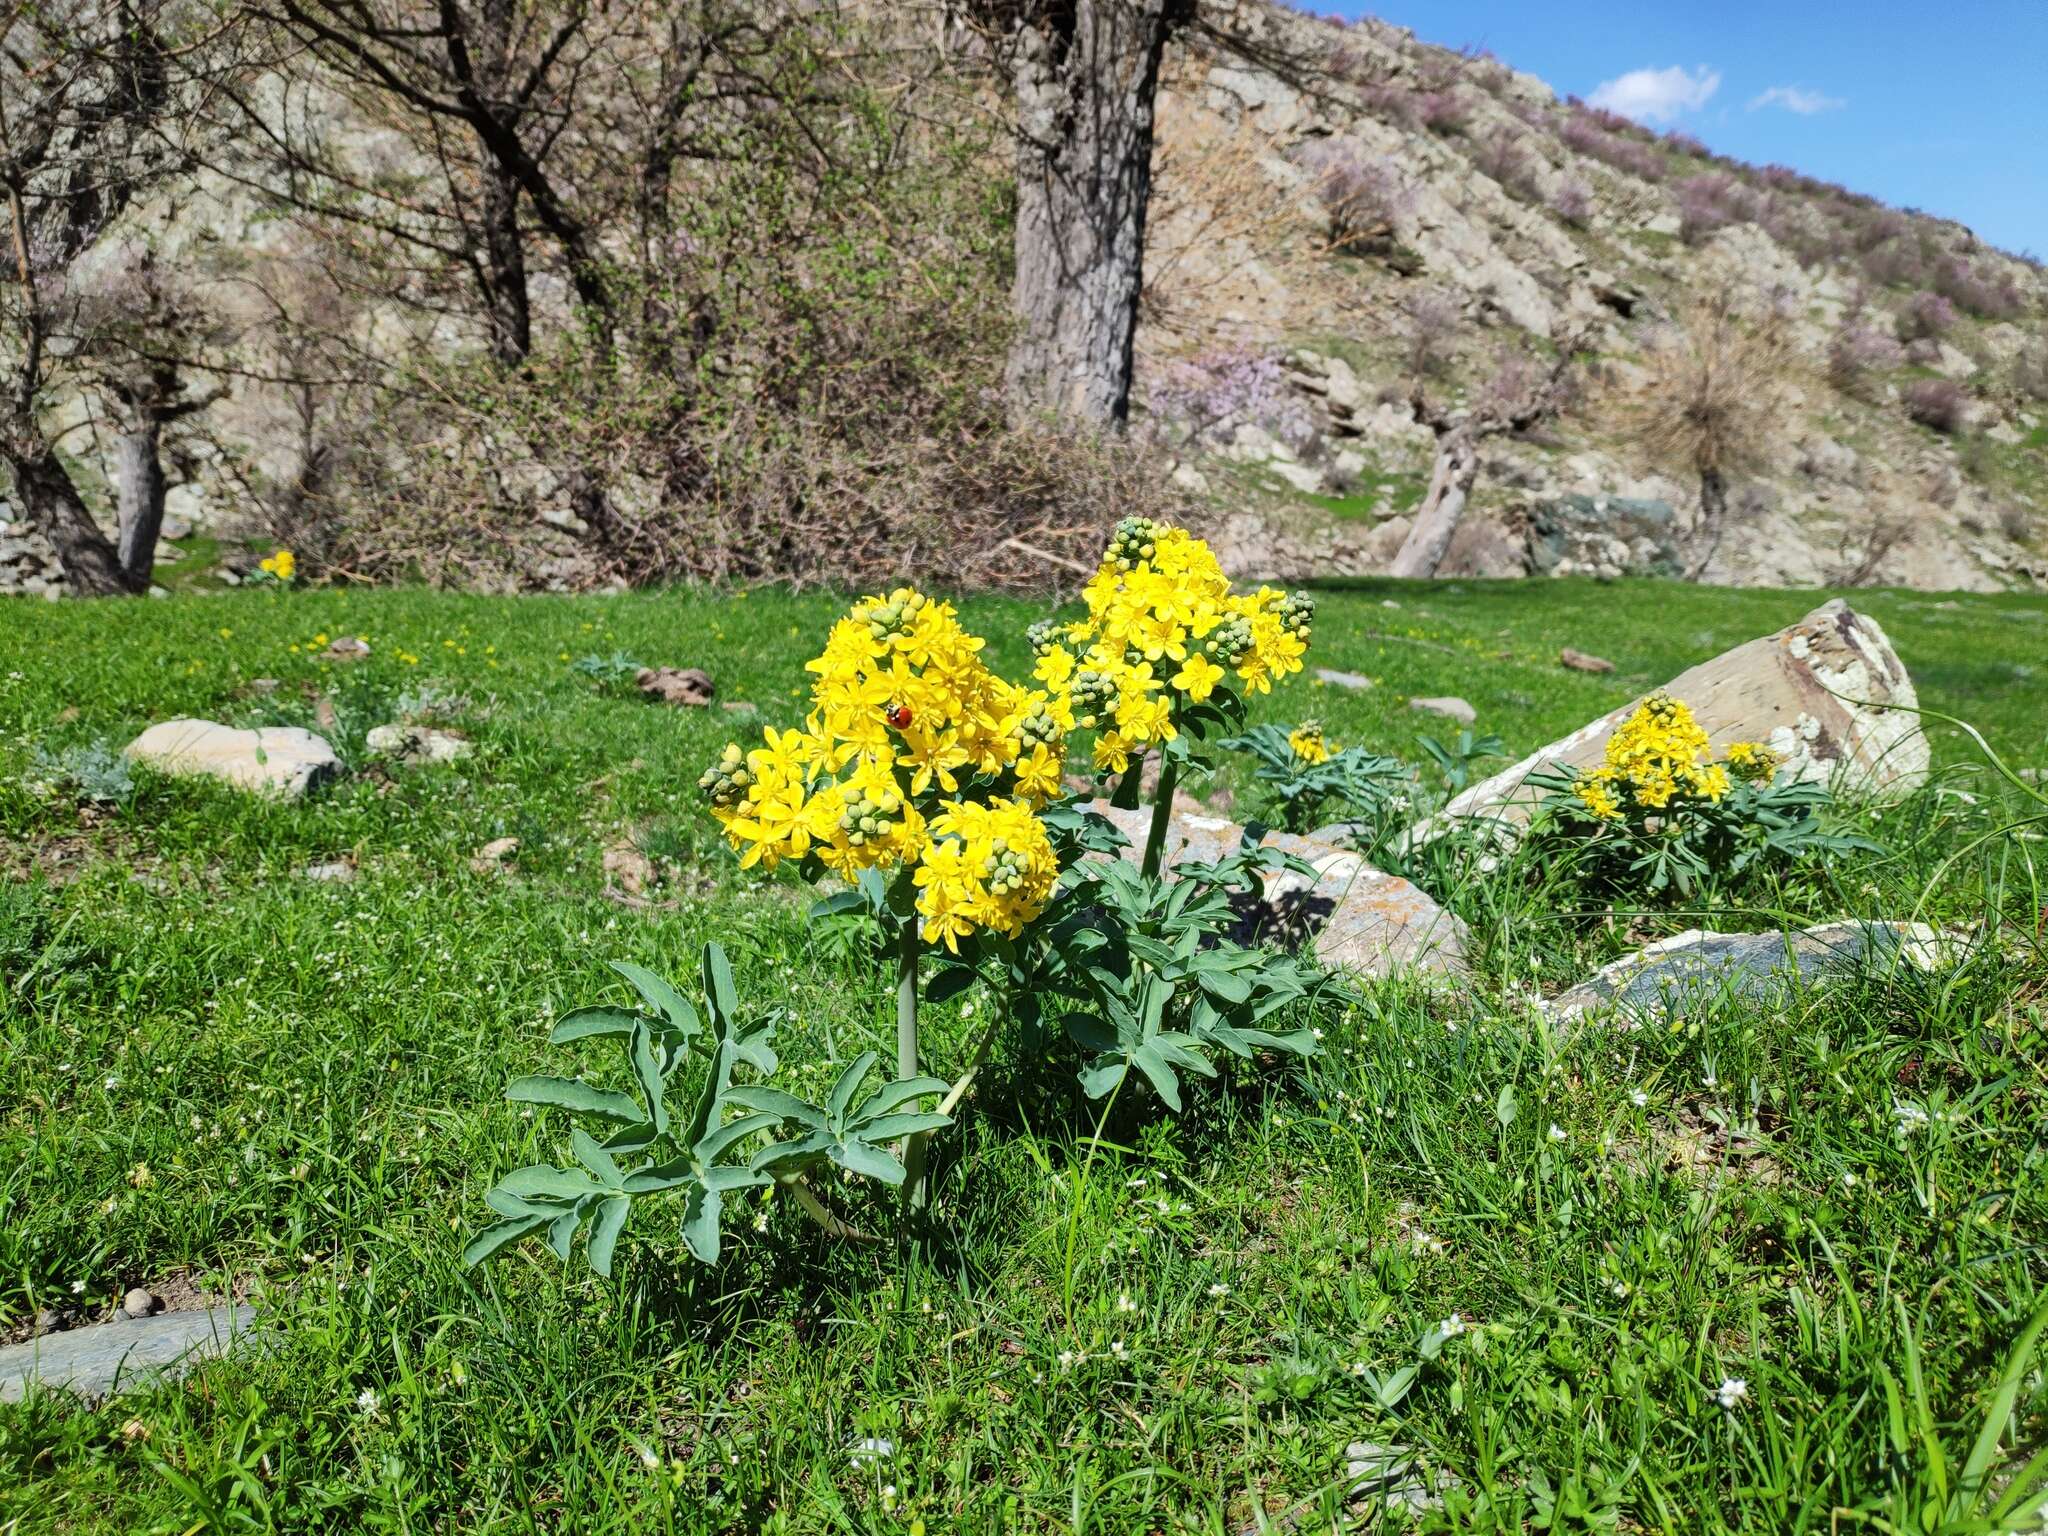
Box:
[1387, 431, 1480, 580]
[2, 444, 132, 595]
[1004, 0, 1192, 428]
[113, 414, 167, 585]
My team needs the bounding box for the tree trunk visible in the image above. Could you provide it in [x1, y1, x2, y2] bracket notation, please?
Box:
[113, 414, 166, 586]
[1004, 0, 1190, 428]
[2, 444, 132, 595]
[1686, 466, 1728, 579]
[479, 165, 532, 367]
[1387, 430, 1480, 580]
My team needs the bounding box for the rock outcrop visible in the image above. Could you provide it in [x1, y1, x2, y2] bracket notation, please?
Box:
[1416, 600, 1927, 840]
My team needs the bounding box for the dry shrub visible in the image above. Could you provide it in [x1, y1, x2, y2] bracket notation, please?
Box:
[1903, 378, 1965, 435]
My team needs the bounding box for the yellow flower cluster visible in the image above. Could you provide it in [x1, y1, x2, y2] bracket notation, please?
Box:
[1287, 721, 1336, 765]
[1573, 692, 1732, 821]
[1031, 518, 1313, 775]
[702, 589, 1064, 947]
[258, 548, 296, 582]
[1725, 740, 1783, 784]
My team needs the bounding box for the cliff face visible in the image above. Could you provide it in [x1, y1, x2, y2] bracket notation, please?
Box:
[1135, 8, 2048, 591]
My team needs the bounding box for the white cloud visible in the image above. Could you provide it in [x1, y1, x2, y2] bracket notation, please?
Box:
[1587, 65, 1721, 125]
[1747, 85, 1846, 115]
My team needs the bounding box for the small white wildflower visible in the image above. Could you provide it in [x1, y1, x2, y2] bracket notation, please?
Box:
[1207, 1283, 1230, 1299]
[1116, 1292, 1137, 1314]
[1841, 1171, 1858, 1188]
[1629, 1089, 1649, 1108]
[636, 1443, 661, 1470]
[1349, 1361, 1368, 1377]
[70, 1280, 86, 1295]
[1713, 1377, 1748, 1410]
[1438, 1312, 1469, 1338]
[1610, 1280, 1629, 1298]
[1892, 1101, 1930, 1135]
[1547, 1123, 1567, 1143]
[1109, 1340, 1127, 1360]
[1124, 1175, 1148, 1189]
[1312, 1028, 1325, 1041]
[1057, 1349, 1077, 1370]
[356, 1387, 382, 1418]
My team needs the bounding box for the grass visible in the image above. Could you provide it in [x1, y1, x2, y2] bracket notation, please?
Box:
[2, 578, 2046, 1533]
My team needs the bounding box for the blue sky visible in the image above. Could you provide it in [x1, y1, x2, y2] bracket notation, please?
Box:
[1311, 2, 2048, 258]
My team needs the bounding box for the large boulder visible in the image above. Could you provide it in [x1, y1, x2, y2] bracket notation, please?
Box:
[1416, 600, 1927, 840]
[125, 719, 341, 799]
[1083, 800, 1467, 979]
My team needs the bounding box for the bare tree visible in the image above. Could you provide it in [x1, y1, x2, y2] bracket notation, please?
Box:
[1613, 289, 1795, 579]
[0, 0, 194, 593]
[1386, 341, 1582, 580]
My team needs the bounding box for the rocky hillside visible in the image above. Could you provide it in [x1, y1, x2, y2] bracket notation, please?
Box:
[1134, 7, 2048, 591]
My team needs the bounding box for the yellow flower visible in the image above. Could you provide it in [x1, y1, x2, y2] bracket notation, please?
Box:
[1574, 769, 1624, 821]
[1170, 653, 1224, 701]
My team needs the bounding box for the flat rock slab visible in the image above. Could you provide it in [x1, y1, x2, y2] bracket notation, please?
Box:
[1083, 800, 1466, 978]
[1316, 668, 1375, 691]
[126, 719, 341, 799]
[1409, 696, 1476, 725]
[1545, 921, 1945, 1024]
[0, 1305, 258, 1404]
[1418, 600, 1927, 842]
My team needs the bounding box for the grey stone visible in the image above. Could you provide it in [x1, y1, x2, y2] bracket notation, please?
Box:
[1527, 495, 1682, 579]
[1410, 696, 1476, 726]
[124, 720, 341, 799]
[33, 1309, 65, 1335]
[0, 1305, 258, 1404]
[1316, 668, 1374, 691]
[1343, 1441, 1450, 1514]
[365, 723, 473, 764]
[123, 1288, 159, 1319]
[300, 861, 356, 883]
[1545, 922, 1950, 1025]
[1082, 800, 1466, 978]
[1559, 648, 1615, 674]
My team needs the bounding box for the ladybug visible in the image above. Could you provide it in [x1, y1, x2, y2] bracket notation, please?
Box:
[886, 703, 913, 730]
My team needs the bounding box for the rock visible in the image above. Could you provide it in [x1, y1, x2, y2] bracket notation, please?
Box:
[635, 667, 715, 707]
[1559, 648, 1615, 674]
[720, 700, 759, 716]
[1169, 461, 1211, 495]
[1343, 1440, 1450, 1516]
[159, 515, 192, 542]
[1419, 601, 1929, 840]
[1316, 668, 1375, 691]
[1545, 922, 1949, 1025]
[0, 1304, 258, 1405]
[603, 843, 656, 896]
[1527, 495, 1682, 579]
[33, 1309, 66, 1336]
[1081, 800, 1466, 978]
[1410, 696, 1476, 726]
[247, 678, 280, 694]
[471, 837, 519, 874]
[123, 1288, 159, 1319]
[320, 636, 371, 662]
[124, 720, 342, 800]
[300, 861, 356, 883]
[365, 723, 473, 764]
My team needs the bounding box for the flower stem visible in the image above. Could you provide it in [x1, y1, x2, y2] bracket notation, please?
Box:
[896, 916, 929, 1212]
[1141, 753, 1180, 881]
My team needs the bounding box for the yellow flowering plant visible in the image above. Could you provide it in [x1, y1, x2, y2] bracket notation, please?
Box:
[1028, 517, 1316, 877]
[701, 588, 1067, 1206]
[1218, 720, 1409, 835]
[251, 548, 296, 585]
[1529, 692, 1879, 897]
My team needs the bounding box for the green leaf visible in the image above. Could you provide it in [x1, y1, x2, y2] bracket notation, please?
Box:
[506, 1075, 647, 1124]
[462, 1215, 546, 1268]
[808, 889, 869, 922]
[1078, 1059, 1129, 1101]
[608, 961, 701, 1038]
[831, 1137, 907, 1186]
[851, 1076, 948, 1122]
[857, 1110, 952, 1140]
[696, 1112, 782, 1163]
[1129, 1044, 1184, 1112]
[493, 1164, 608, 1202]
[570, 1128, 622, 1185]
[827, 1051, 880, 1124]
[724, 1085, 825, 1125]
[585, 1196, 630, 1277]
[548, 1006, 645, 1044]
[680, 1183, 723, 1263]
[545, 1205, 582, 1262]
[1495, 1083, 1519, 1127]
[701, 942, 739, 1023]
[925, 965, 979, 1004]
[628, 1022, 668, 1138]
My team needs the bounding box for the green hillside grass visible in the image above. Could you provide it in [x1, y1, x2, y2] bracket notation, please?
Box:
[2, 580, 2044, 1534]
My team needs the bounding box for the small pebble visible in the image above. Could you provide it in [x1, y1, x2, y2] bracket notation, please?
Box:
[123, 1288, 159, 1319]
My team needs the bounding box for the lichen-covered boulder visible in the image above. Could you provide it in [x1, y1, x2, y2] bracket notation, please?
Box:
[125, 719, 341, 799]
